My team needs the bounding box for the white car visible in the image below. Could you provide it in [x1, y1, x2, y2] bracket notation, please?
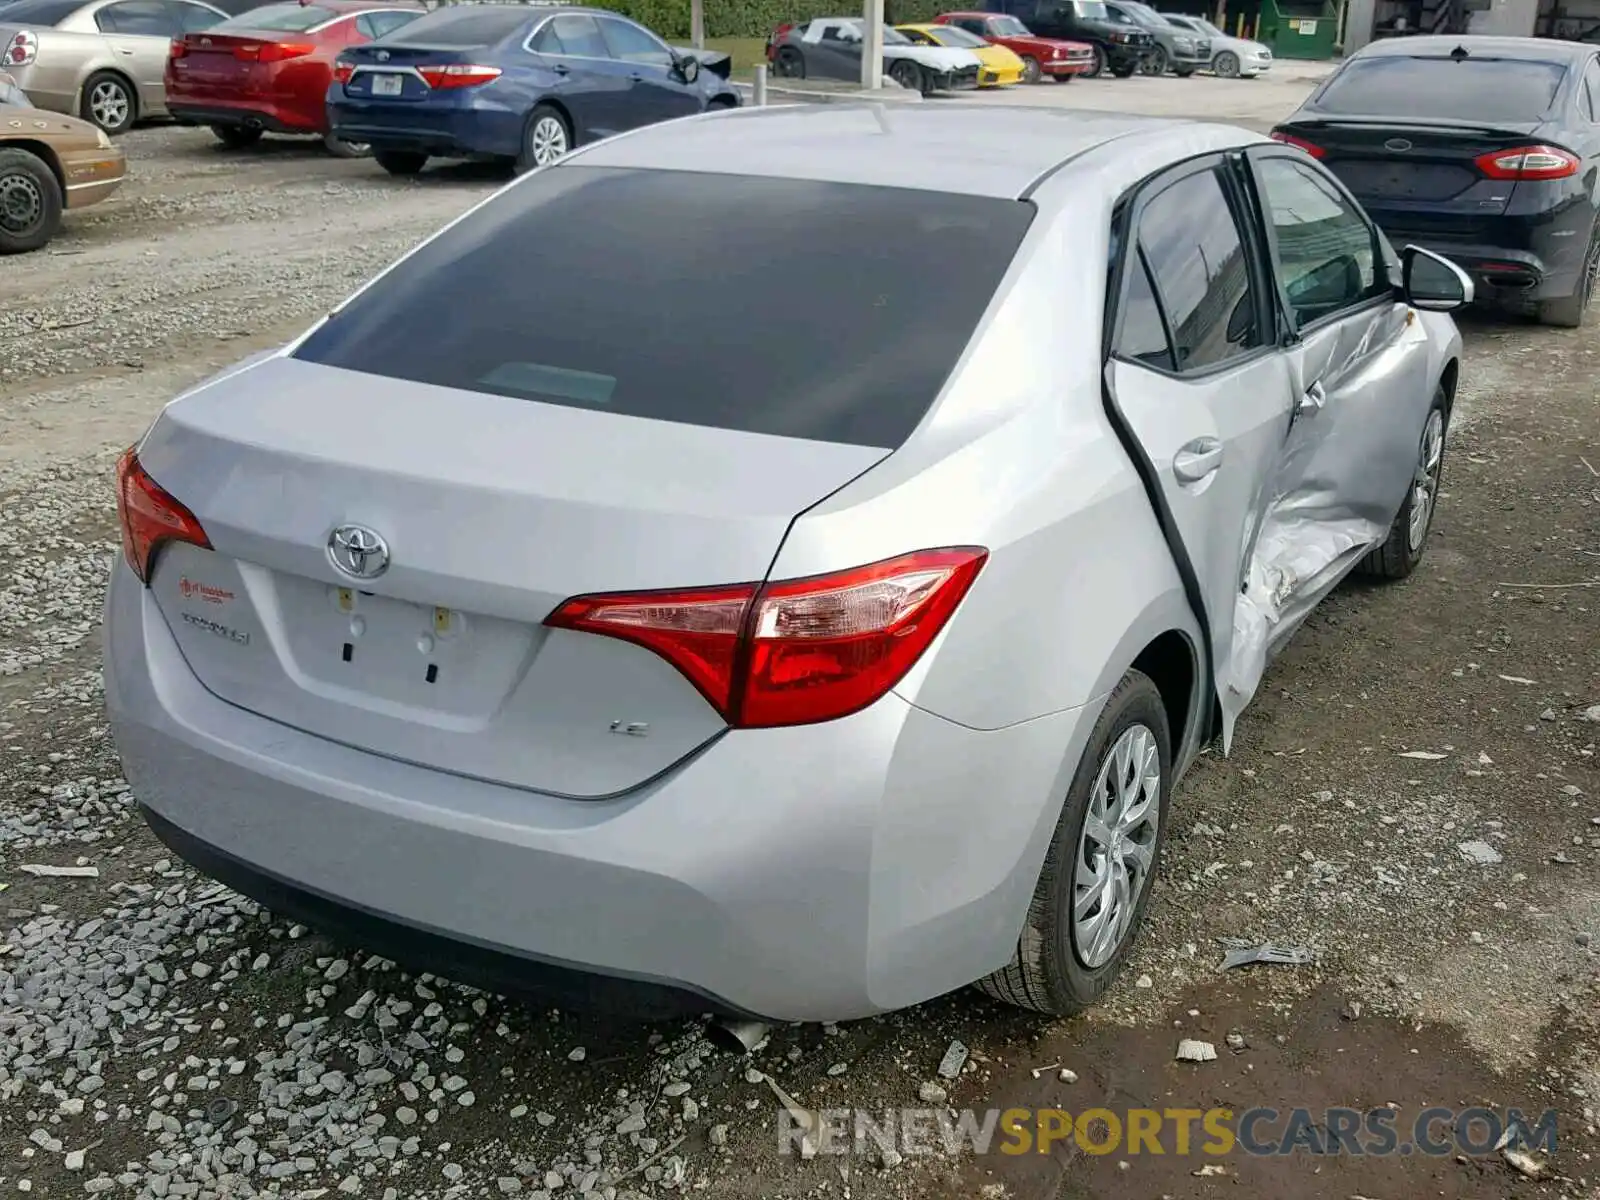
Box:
[1161, 13, 1272, 76]
[771, 17, 984, 94]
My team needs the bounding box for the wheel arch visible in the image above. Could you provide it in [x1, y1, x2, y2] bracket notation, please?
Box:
[0, 139, 65, 198]
[528, 97, 576, 146]
[1438, 356, 1459, 417]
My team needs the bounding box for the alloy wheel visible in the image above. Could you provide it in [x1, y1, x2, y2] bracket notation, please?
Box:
[1072, 724, 1161, 969]
[1584, 233, 1600, 310]
[1141, 46, 1166, 75]
[1406, 408, 1445, 553]
[89, 81, 129, 131]
[527, 115, 568, 167]
[1214, 50, 1239, 77]
[0, 169, 43, 234]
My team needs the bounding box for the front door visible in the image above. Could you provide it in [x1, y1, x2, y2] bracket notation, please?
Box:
[805, 20, 864, 81]
[595, 15, 700, 129]
[1104, 157, 1298, 737]
[1242, 146, 1437, 560]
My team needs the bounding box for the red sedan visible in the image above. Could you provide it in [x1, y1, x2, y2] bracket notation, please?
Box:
[166, 0, 424, 156]
[933, 12, 1094, 83]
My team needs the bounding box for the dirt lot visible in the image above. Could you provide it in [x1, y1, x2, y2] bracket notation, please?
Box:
[2, 76, 1598, 1200]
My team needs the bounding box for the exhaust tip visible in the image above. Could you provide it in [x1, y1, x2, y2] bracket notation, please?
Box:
[705, 1019, 770, 1055]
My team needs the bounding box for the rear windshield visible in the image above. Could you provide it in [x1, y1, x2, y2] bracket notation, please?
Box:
[0, 0, 84, 24]
[1316, 56, 1565, 121]
[217, 2, 333, 30]
[293, 167, 1035, 450]
[382, 4, 527, 44]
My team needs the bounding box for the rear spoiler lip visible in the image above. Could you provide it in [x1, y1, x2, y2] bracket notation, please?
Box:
[1281, 113, 1547, 138]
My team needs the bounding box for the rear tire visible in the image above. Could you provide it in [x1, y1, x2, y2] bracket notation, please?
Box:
[975, 670, 1171, 1015]
[1020, 55, 1042, 83]
[80, 70, 136, 135]
[322, 129, 370, 158]
[1356, 387, 1448, 581]
[1536, 226, 1599, 327]
[211, 124, 263, 149]
[774, 47, 805, 78]
[0, 147, 63, 255]
[374, 149, 427, 177]
[515, 103, 571, 173]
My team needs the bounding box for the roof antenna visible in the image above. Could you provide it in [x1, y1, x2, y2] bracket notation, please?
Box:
[1449, 43, 1469, 60]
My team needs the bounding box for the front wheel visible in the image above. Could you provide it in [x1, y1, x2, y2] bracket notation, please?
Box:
[976, 670, 1171, 1014]
[1086, 43, 1107, 77]
[0, 147, 63, 255]
[1212, 49, 1240, 77]
[1356, 389, 1448, 581]
[1140, 45, 1167, 75]
[888, 58, 925, 92]
[374, 149, 427, 177]
[1020, 55, 1042, 84]
[516, 104, 571, 173]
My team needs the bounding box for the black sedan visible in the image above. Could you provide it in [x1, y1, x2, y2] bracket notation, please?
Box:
[1272, 36, 1600, 326]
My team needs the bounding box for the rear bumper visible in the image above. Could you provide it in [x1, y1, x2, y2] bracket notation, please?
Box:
[1376, 208, 1590, 303]
[168, 101, 319, 135]
[105, 560, 1095, 1022]
[326, 95, 521, 160]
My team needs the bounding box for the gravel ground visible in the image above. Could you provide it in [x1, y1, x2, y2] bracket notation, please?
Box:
[2, 97, 1598, 1200]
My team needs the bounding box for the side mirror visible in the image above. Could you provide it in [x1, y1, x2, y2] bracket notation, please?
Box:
[674, 53, 701, 83]
[1401, 245, 1474, 312]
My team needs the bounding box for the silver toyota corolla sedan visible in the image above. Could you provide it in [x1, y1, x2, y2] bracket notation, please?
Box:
[104, 104, 1471, 1023]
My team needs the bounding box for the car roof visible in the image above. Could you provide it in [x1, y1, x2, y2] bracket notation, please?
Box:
[572, 104, 1255, 200]
[1354, 33, 1592, 62]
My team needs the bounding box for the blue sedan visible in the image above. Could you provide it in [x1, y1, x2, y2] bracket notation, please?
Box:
[327, 3, 740, 175]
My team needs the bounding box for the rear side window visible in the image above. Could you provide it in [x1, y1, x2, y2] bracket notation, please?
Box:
[1316, 55, 1566, 121]
[546, 13, 608, 56]
[1136, 168, 1261, 372]
[293, 167, 1035, 450]
[384, 4, 527, 44]
[1117, 253, 1175, 372]
[216, 1, 330, 30]
[95, 0, 172, 33]
[0, 0, 84, 25]
[358, 8, 416, 38]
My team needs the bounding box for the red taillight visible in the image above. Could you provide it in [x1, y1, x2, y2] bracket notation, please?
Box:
[1473, 144, 1580, 181]
[545, 548, 988, 728]
[418, 64, 501, 89]
[333, 59, 354, 83]
[5, 30, 38, 67]
[115, 448, 211, 584]
[1269, 130, 1325, 158]
[169, 37, 188, 59]
[233, 41, 314, 62]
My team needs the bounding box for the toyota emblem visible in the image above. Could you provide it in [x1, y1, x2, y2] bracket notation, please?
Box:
[327, 524, 390, 580]
[1384, 137, 1413, 153]
[376, 49, 390, 61]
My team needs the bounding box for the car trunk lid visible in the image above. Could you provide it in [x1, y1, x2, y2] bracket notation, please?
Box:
[134, 354, 888, 799]
[1275, 118, 1548, 221]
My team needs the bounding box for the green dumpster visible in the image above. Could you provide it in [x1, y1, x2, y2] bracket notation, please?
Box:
[1255, 0, 1339, 58]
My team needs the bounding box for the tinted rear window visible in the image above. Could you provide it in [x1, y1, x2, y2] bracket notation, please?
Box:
[1316, 56, 1566, 121]
[0, 0, 84, 24]
[217, 2, 332, 30]
[293, 167, 1034, 449]
[383, 4, 527, 44]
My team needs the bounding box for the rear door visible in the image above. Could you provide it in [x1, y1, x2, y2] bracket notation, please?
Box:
[595, 14, 698, 129]
[526, 12, 630, 137]
[1104, 156, 1297, 724]
[93, 0, 178, 103]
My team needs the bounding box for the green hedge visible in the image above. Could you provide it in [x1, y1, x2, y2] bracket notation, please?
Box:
[606, 0, 955, 41]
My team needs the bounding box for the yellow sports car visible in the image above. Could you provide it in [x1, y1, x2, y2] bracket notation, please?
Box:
[896, 23, 1025, 86]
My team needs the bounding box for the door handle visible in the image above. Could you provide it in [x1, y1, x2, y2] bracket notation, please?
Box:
[552, 63, 569, 74]
[1299, 380, 1327, 414]
[115, 45, 135, 55]
[1173, 437, 1223, 483]
[629, 71, 645, 79]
